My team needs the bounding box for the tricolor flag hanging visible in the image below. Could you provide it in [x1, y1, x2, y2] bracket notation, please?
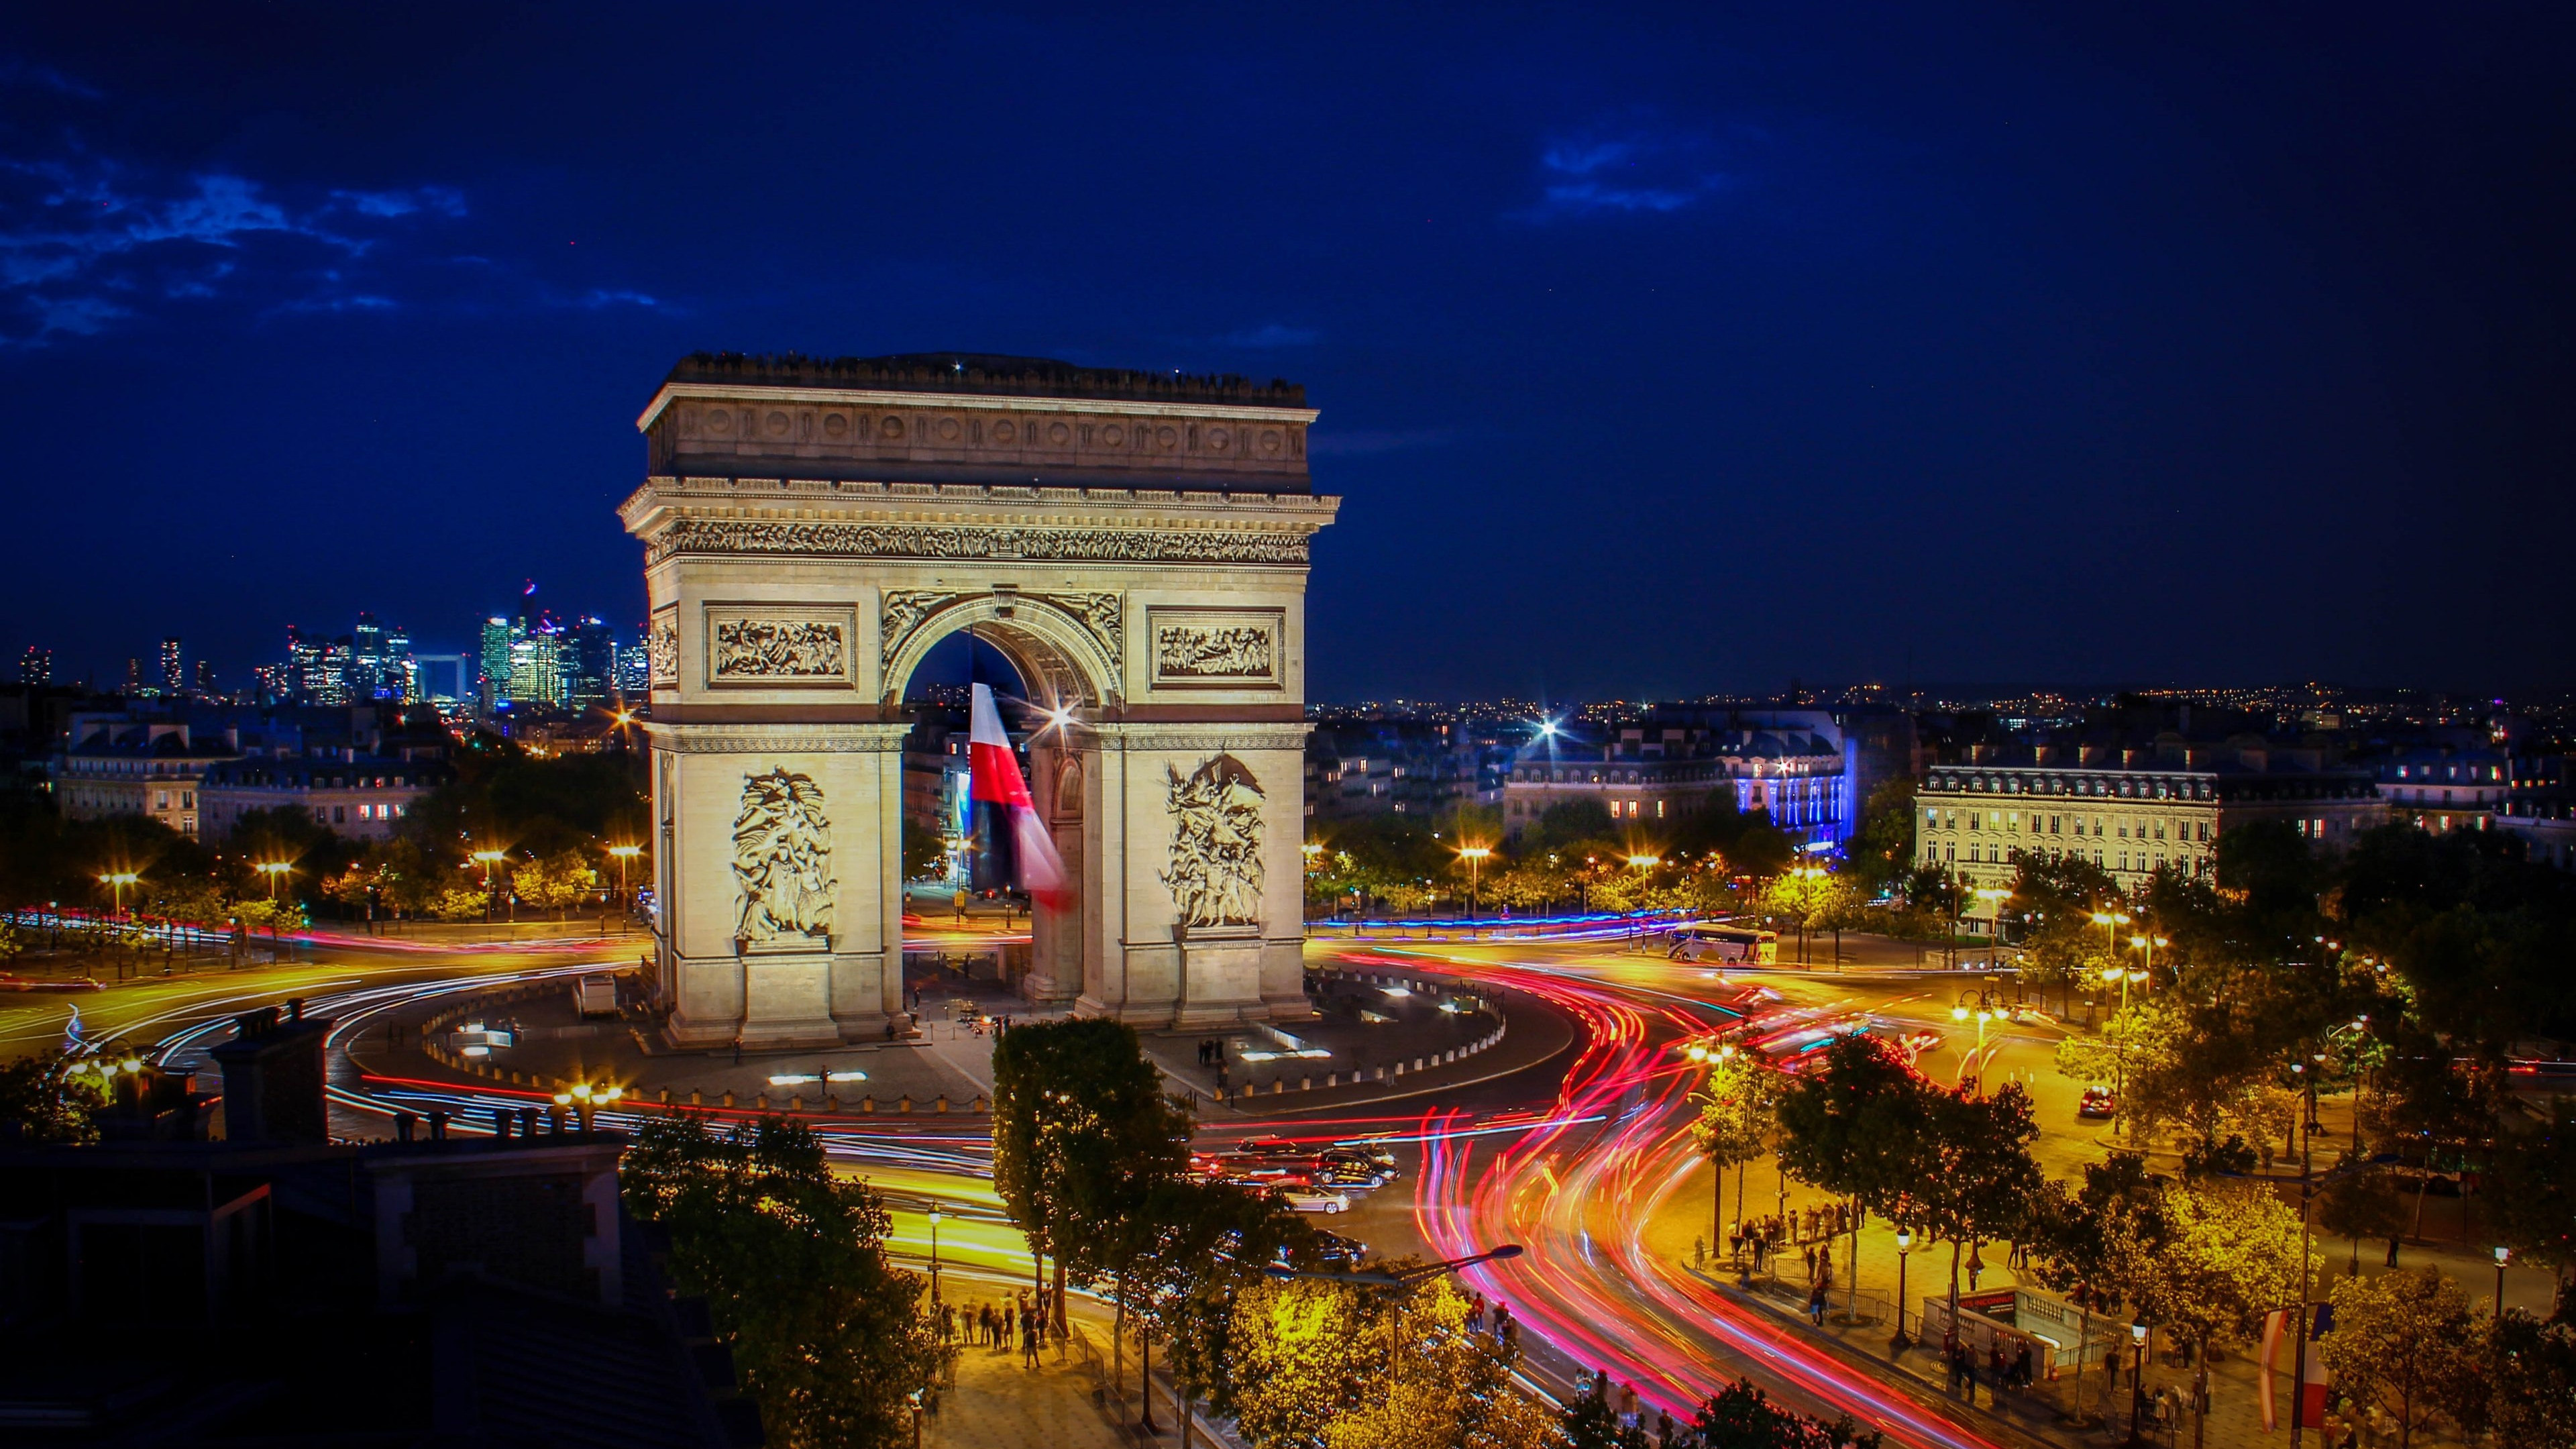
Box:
[969, 683, 1068, 907]
[2298, 1303, 2333, 1430]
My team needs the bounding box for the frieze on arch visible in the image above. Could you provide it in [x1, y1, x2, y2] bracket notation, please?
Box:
[647, 518, 1311, 568]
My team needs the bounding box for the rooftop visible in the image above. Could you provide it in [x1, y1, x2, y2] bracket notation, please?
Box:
[665, 350, 1305, 407]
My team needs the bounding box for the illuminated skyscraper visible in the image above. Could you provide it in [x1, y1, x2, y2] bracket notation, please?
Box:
[21, 645, 51, 686]
[565, 616, 617, 708]
[479, 616, 513, 708]
[161, 637, 182, 695]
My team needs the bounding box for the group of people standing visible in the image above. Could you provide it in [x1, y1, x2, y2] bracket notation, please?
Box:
[1462, 1289, 1520, 1352]
[934, 1289, 1055, 1368]
[1725, 1198, 1859, 1268]
[1942, 1333, 2039, 1406]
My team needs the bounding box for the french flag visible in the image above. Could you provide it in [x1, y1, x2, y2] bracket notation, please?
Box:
[969, 684, 1068, 908]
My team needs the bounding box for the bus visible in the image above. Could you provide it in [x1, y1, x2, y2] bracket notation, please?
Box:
[1662, 922, 1778, 965]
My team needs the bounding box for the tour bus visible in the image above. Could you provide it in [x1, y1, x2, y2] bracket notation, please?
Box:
[1662, 922, 1779, 965]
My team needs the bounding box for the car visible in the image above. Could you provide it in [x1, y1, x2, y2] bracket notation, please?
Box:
[1307, 1230, 1368, 1267]
[1275, 1187, 1352, 1214]
[1334, 1138, 1399, 1169]
[2078, 1086, 2117, 1120]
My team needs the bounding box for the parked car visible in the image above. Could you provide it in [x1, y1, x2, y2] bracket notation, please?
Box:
[2078, 1085, 2117, 1120]
[1275, 1187, 1352, 1214]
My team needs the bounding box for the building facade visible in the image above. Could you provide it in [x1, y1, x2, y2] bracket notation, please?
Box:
[1502, 709, 1857, 847]
[1917, 741, 2385, 934]
[54, 718, 244, 837]
[199, 753, 449, 841]
[2373, 747, 2508, 835]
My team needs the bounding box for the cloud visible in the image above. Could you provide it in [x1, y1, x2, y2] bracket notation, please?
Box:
[1224, 322, 1318, 348]
[580, 288, 661, 309]
[330, 186, 468, 219]
[0, 60, 102, 100]
[1516, 125, 1732, 222]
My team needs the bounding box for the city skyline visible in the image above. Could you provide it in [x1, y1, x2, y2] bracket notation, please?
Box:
[3, 8, 2574, 697]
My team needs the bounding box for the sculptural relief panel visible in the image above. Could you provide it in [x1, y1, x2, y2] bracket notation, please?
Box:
[731, 767, 836, 946]
[648, 607, 680, 686]
[1148, 606, 1285, 689]
[702, 604, 857, 688]
[1161, 754, 1265, 929]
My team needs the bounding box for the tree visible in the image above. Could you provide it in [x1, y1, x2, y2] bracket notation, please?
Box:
[2322, 1267, 2480, 1449]
[622, 1114, 936, 1448]
[2026, 1153, 2169, 1416]
[513, 849, 598, 918]
[0, 1051, 102, 1144]
[1690, 1051, 1782, 1255]
[2477, 1301, 2576, 1447]
[1114, 1176, 1305, 1442]
[1760, 870, 1838, 967]
[2487, 1097, 2576, 1281]
[1561, 1377, 1648, 1449]
[991, 1014, 1189, 1379]
[2314, 1169, 2410, 1274]
[1228, 1272, 1558, 1449]
[1776, 1035, 2043, 1328]
[1842, 779, 1917, 899]
[1684, 1379, 1882, 1448]
[1724, 825, 1795, 887]
[2127, 1176, 2308, 1448]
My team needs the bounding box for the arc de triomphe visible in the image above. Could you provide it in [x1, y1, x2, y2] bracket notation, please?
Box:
[619, 353, 1338, 1049]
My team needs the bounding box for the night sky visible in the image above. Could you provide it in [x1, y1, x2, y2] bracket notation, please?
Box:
[3, 5, 2571, 700]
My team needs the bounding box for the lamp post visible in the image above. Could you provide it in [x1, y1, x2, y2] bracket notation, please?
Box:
[2089, 909, 2131, 1013]
[96, 871, 138, 915]
[928, 1209, 944, 1305]
[472, 849, 506, 924]
[1893, 1228, 1915, 1350]
[1951, 991, 1999, 1097]
[2130, 934, 2168, 989]
[2131, 1321, 2150, 1443]
[1458, 845, 1491, 920]
[256, 861, 292, 900]
[607, 844, 641, 912]
[2494, 1245, 2510, 1319]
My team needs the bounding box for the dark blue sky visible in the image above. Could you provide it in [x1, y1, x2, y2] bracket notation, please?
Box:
[3, 4, 2570, 699]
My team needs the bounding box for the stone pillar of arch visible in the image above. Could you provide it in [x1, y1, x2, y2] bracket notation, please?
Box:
[621, 352, 1338, 1047]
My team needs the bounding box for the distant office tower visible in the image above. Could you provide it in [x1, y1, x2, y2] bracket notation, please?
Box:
[479, 616, 513, 708]
[616, 641, 649, 695]
[384, 622, 413, 702]
[508, 622, 565, 706]
[351, 612, 387, 699]
[286, 624, 352, 706]
[161, 637, 182, 695]
[195, 659, 215, 694]
[19, 645, 50, 686]
[125, 658, 143, 695]
[252, 663, 294, 704]
[565, 616, 617, 708]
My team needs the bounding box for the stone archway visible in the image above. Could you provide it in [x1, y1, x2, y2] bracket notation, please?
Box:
[623, 352, 1338, 1048]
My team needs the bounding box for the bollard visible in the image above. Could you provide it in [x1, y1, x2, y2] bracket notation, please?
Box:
[721, 1091, 736, 1108]
[690, 1089, 703, 1106]
[755, 1093, 770, 1111]
[790, 1093, 804, 1112]
[861, 1095, 875, 1113]
[936, 1093, 949, 1113]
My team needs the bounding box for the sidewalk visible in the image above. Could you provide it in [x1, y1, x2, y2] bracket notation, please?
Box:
[928, 1324, 1124, 1449]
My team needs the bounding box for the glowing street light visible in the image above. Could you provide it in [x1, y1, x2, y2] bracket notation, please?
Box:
[472, 849, 508, 924]
[1627, 854, 1661, 870]
[2129, 934, 2169, 987]
[928, 1208, 945, 1305]
[95, 871, 140, 913]
[255, 861, 293, 899]
[606, 844, 642, 906]
[1458, 845, 1492, 916]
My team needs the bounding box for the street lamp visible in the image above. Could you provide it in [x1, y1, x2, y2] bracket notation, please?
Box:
[2494, 1245, 2511, 1319]
[1892, 1228, 1916, 1349]
[928, 1209, 944, 1305]
[1951, 994, 1998, 1097]
[606, 844, 641, 908]
[2129, 934, 2168, 989]
[2131, 1321, 2150, 1442]
[1458, 845, 1491, 918]
[95, 871, 139, 914]
[472, 849, 506, 923]
[256, 861, 292, 899]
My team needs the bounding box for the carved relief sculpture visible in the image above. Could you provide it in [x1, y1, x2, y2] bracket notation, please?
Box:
[651, 519, 1311, 568]
[648, 612, 680, 684]
[712, 619, 847, 678]
[1155, 625, 1275, 679]
[1161, 754, 1265, 928]
[879, 590, 956, 663]
[731, 767, 836, 943]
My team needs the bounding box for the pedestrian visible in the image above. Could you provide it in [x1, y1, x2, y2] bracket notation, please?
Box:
[1022, 1307, 1040, 1366]
[1808, 1283, 1827, 1326]
[1656, 1408, 1674, 1446]
[1617, 1382, 1639, 1428]
[2012, 1341, 2033, 1391]
[1694, 1236, 1705, 1270]
[1990, 1340, 2006, 1388]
